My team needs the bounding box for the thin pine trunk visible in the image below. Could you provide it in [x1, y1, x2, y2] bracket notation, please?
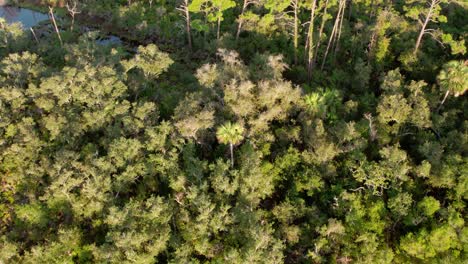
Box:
[30, 28, 39, 44]
[347, 0, 352, 20]
[177, 0, 192, 50]
[306, 0, 318, 81]
[230, 143, 234, 167]
[437, 90, 450, 112]
[49, 7, 63, 47]
[312, 0, 329, 69]
[321, 0, 344, 70]
[414, 0, 436, 56]
[293, 0, 299, 65]
[333, 0, 346, 57]
[236, 0, 249, 41]
[66, 2, 80, 32]
[217, 17, 221, 40]
[185, 2, 192, 50]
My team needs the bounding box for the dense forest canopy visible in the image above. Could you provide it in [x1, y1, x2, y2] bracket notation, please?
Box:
[0, 0, 467, 263]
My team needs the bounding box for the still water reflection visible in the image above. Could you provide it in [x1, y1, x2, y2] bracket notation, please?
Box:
[0, 6, 48, 28]
[0, 6, 123, 45]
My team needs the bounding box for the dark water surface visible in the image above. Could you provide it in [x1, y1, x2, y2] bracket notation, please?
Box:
[96, 35, 123, 46]
[0, 6, 123, 45]
[0, 6, 48, 28]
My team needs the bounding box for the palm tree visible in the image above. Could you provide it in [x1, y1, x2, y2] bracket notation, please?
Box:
[437, 60, 468, 111]
[216, 122, 244, 167]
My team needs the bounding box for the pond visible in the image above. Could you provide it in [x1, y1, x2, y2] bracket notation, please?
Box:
[96, 35, 123, 46]
[1, 5, 123, 46]
[0, 6, 48, 29]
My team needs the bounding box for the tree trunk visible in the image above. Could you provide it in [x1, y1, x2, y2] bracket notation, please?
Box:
[368, 30, 377, 60]
[217, 17, 221, 40]
[414, 0, 435, 56]
[230, 143, 234, 167]
[30, 28, 39, 44]
[437, 89, 450, 112]
[292, 0, 299, 65]
[236, 0, 248, 41]
[347, 0, 352, 20]
[364, 113, 377, 141]
[312, 0, 329, 69]
[177, 0, 192, 51]
[321, 0, 344, 70]
[203, 12, 208, 42]
[66, 1, 80, 32]
[369, 0, 376, 19]
[48, 7, 63, 47]
[236, 20, 244, 41]
[306, 0, 318, 81]
[185, 1, 193, 50]
[333, 0, 346, 57]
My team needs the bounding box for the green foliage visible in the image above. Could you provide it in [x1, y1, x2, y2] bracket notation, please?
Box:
[400, 229, 437, 259]
[98, 197, 171, 263]
[0, 0, 466, 262]
[216, 122, 244, 145]
[388, 192, 413, 217]
[188, 0, 236, 37]
[122, 44, 173, 78]
[0, 52, 44, 87]
[437, 60, 468, 97]
[0, 18, 31, 55]
[400, 224, 461, 260]
[417, 196, 440, 217]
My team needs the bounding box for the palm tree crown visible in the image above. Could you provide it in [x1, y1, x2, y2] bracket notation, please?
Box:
[438, 60, 468, 97]
[216, 122, 244, 146]
[216, 122, 244, 167]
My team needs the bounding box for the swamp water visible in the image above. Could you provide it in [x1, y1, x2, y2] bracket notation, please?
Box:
[0, 6, 48, 28]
